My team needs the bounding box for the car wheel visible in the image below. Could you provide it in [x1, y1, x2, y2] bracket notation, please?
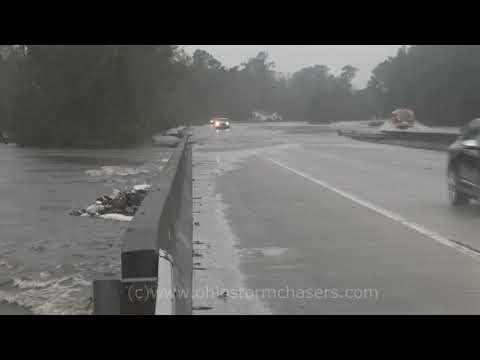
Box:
[448, 170, 469, 206]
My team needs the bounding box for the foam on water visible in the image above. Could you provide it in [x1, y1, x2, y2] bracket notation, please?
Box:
[14, 278, 52, 289]
[0, 273, 93, 315]
[85, 165, 164, 177]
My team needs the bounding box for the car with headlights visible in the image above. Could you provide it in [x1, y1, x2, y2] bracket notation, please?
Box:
[212, 118, 231, 130]
[210, 117, 227, 126]
[447, 119, 480, 205]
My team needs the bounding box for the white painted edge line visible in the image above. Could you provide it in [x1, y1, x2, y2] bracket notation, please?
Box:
[264, 157, 480, 261]
[155, 249, 174, 315]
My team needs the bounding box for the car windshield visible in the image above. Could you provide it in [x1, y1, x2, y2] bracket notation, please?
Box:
[2, 45, 480, 316]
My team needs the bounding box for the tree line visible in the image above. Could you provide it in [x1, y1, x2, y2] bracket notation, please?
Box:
[0, 45, 477, 147]
[368, 45, 480, 127]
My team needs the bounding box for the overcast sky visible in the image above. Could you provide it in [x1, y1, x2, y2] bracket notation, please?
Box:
[183, 45, 404, 89]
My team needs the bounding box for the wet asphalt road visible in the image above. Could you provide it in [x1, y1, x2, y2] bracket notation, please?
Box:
[193, 122, 480, 314]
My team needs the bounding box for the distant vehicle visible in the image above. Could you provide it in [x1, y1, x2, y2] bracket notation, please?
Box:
[210, 117, 229, 126]
[212, 118, 230, 130]
[447, 119, 480, 205]
[391, 109, 415, 129]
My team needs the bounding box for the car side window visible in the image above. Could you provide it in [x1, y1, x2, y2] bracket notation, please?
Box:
[462, 128, 480, 141]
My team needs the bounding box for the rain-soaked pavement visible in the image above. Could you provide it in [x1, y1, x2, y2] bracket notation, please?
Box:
[0, 144, 172, 314]
[191, 122, 480, 314]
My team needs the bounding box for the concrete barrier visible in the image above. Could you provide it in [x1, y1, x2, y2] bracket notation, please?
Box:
[93, 136, 193, 315]
[340, 129, 460, 151]
[379, 131, 459, 151]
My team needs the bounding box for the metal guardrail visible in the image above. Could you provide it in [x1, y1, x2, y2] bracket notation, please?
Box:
[93, 135, 193, 315]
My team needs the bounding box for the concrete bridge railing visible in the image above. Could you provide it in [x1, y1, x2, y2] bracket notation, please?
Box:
[93, 135, 193, 315]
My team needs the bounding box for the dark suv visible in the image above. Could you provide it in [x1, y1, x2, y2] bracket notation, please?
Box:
[447, 119, 480, 205]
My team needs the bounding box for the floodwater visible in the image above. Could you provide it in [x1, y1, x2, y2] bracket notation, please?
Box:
[0, 143, 172, 314]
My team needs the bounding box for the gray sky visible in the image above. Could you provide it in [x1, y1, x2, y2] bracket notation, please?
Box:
[183, 45, 404, 89]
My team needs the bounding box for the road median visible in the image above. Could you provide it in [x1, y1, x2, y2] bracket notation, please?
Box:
[339, 129, 460, 151]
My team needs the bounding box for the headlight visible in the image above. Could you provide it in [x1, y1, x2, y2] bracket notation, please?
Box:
[215, 121, 220, 127]
[226, 122, 230, 125]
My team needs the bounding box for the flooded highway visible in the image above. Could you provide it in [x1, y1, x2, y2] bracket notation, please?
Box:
[3, 121, 480, 315]
[191, 122, 480, 314]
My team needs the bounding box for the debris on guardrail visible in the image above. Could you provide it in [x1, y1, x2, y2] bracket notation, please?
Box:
[69, 184, 151, 221]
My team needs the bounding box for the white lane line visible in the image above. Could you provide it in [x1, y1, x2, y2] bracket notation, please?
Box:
[264, 157, 480, 261]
